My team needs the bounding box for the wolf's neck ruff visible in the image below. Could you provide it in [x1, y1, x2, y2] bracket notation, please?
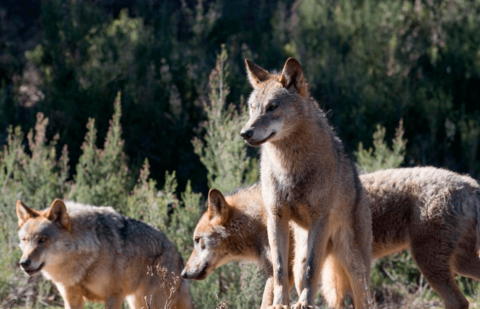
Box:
[223, 213, 265, 257]
[262, 110, 337, 176]
[223, 188, 270, 259]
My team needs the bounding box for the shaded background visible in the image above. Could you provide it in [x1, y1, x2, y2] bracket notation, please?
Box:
[1, 0, 479, 193]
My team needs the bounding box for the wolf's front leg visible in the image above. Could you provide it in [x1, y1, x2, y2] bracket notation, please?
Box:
[59, 285, 85, 309]
[266, 212, 291, 309]
[105, 294, 125, 309]
[291, 218, 329, 309]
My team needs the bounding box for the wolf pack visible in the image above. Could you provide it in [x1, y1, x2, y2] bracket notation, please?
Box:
[16, 58, 480, 309]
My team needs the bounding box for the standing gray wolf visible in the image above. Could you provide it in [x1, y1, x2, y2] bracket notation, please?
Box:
[183, 167, 480, 309]
[16, 199, 192, 309]
[240, 58, 372, 309]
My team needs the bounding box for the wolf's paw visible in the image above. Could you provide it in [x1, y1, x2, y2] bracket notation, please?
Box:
[290, 302, 313, 309]
[267, 305, 288, 309]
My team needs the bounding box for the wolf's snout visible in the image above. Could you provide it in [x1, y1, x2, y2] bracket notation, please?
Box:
[20, 259, 31, 269]
[181, 262, 209, 280]
[181, 268, 190, 279]
[240, 129, 254, 139]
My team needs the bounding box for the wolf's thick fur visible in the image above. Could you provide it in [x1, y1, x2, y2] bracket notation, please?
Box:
[181, 186, 295, 308]
[183, 167, 480, 309]
[240, 58, 372, 308]
[364, 167, 480, 309]
[16, 199, 192, 309]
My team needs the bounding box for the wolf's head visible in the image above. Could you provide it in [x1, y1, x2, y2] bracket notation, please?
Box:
[16, 199, 71, 277]
[181, 189, 235, 280]
[240, 58, 310, 147]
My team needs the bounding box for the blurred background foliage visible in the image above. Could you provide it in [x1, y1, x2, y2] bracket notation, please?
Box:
[1, 0, 478, 193]
[1, 0, 480, 308]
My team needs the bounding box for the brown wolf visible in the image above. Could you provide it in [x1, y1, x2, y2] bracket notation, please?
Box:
[240, 58, 372, 309]
[181, 186, 295, 308]
[183, 166, 480, 309]
[16, 199, 192, 309]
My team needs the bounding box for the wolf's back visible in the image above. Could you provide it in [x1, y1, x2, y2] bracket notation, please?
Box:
[65, 201, 176, 258]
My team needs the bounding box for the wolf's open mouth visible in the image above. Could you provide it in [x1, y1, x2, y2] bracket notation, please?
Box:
[246, 132, 276, 147]
[24, 263, 44, 276]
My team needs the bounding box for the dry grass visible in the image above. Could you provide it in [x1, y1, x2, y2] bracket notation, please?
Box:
[214, 295, 228, 309]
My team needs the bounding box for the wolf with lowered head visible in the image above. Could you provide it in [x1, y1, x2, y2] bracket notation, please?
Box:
[16, 198, 192, 309]
[240, 58, 372, 309]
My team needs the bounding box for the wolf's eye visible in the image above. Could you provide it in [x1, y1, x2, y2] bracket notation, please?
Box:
[194, 237, 200, 245]
[267, 104, 278, 112]
[38, 236, 47, 244]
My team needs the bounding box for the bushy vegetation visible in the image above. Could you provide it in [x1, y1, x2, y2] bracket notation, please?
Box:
[1, 0, 480, 307]
[1, 0, 479, 192]
[355, 119, 407, 173]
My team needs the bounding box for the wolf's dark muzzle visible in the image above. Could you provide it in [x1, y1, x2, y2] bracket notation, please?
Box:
[240, 129, 254, 139]
[20, 259, 31, 268]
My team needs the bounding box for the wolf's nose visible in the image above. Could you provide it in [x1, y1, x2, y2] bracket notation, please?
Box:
[20, 259, 31, 268]
[181, 268, 188, 279]
[240, 130, 254, 139]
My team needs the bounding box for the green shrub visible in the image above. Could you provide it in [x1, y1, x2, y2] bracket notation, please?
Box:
[69, 92, 131, 208]
[355, 119, 407, 173]
[126, 159, 179, 232]
[192, 44, 257, 193]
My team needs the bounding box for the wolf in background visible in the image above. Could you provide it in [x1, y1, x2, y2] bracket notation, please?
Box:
[183, 167, 480, 309]
[240, 58, 372, 308]
[16, 199, 192, 309]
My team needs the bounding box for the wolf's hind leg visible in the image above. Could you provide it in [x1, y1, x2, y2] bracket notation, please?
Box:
[411, 241, 469, 309]
[453, 249, 480, 280]
[329, 222, 372, 309]
[452, 231, 480, 281]
[332, 247, 370, 309]
[261, 277, 275, 309]
[321, 254, 351, 309]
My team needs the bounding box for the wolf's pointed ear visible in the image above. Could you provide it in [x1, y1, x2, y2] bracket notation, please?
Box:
[16, 200, 38, 228]
[45, 199, 71, 231]
[207, 189, 229, 220]
[280, 58, 308, 98]
[245, 59, 270, 87]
